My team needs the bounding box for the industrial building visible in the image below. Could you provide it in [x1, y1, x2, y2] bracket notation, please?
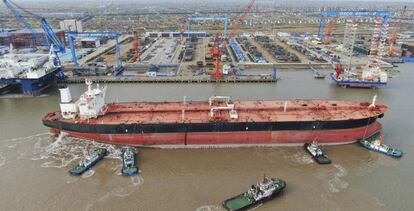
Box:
[59, 19, 83, 32]
[0, 28, 66, 49]
[145, 31, 206, 38]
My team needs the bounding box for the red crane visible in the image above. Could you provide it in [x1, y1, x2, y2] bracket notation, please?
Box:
[179, 21, 185, 44]
[324, 17, 337, 44]
[210, 0, 256, 79]
[387, 5, 407, 57]
[131, 17, 140, 62]
[228, 0, 256, 40]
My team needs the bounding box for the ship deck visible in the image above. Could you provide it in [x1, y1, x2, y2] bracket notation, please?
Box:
[51, 99, 387, 124]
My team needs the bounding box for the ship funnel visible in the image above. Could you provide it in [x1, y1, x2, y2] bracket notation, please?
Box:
[59, 87, 72, 103]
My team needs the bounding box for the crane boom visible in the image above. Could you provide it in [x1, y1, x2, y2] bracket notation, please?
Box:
[3, 0, 65, 52]
[2, 0, 43, 46]
[131, 17, 141, 63]
[211, 0, 256, 79]
[228, 0, 256, 39]
[387, 5, 407, 57]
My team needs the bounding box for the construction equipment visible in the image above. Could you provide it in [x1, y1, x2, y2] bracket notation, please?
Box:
[324, 17, 338, 44]
[387, 5, 407, 57]
[3, 0, 65, 53]
[67, 32, 122, 74]
[179, 19, 186, 44]
[130, 17, 141, 63]
[188, 16, 228, 38]
[210, 0, 256, 79]
[228, 0, 256, 40]
[318, 10, 390, 40]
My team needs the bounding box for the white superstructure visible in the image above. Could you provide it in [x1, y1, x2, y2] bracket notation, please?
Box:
[0, 44, 58, 79]
[59, 79, 107, 120]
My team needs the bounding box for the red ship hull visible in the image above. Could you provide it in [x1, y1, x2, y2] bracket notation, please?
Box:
[54, 121, 382, 147]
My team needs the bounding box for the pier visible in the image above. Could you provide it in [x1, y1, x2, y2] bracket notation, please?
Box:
[59, 76, 277, 84]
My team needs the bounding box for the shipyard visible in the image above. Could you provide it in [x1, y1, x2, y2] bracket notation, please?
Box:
[1, 0, 414, 210]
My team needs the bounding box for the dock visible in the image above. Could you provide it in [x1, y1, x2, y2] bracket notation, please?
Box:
[59, 76, 277, 84]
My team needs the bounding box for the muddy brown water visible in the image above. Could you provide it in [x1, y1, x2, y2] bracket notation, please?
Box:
[0, 65, 413, 210]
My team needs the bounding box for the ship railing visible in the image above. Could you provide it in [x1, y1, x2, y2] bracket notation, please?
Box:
[209, 105, 238, 120]
[209, 96, 231, 106]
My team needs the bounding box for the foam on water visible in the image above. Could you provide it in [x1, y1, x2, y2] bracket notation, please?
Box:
[81, 169, 95, 178]
[12, 132, 121, 172]
[0, 152, 5, 167]
[84, 175, 144, 210]
[195, 205, 224, 211]
[63, 175, 78, 184]
[327, 164, 349, 193]
[2, 133, 146, 209]
[286, 151, 314, 165]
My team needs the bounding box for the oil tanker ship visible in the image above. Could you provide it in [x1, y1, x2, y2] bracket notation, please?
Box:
[42, 80, 388, 147]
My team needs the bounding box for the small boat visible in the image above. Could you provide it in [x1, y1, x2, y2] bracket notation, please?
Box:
[304, 142, 331, 164]
[359, 135, 403, 158]
[69, 148, 107, 176]
[121, 147, 140, 176]
[222, 175, 286, 211]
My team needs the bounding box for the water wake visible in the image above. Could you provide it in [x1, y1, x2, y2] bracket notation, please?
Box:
[195, 205, 224, 211]
[15, 133, 121, 171]
[327, 164, 349, 193]
[84, 175, 144, 210]
[0, 152, 5, 167]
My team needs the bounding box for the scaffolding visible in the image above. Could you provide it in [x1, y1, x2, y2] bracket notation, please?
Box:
[368, 17, 388, 66]
[342, 18, 358, 71]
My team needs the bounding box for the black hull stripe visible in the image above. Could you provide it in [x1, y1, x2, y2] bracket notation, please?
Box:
[43, 117, 377, 134]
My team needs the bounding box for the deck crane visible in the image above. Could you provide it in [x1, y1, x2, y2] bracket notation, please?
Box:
[210, 0, 256, 79]
[2, 0, 65, 53]
[387, 5, 407, 57]
[130, 17, 141, 63]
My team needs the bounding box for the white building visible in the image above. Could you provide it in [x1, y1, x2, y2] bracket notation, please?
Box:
[59, 19, 83, 32]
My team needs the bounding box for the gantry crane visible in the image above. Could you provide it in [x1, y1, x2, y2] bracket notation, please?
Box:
[387, 5, 407, 57]
[3, 0, 65, 53]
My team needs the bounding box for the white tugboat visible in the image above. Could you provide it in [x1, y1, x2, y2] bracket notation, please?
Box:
[304, 141, 331, 164]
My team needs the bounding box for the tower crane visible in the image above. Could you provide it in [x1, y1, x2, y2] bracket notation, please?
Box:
[211, 0, 256, 79]
[130, 17, 141, 63]
[228, 0, 256, 40]
[3, 0, 65, 53]
[387, 5, 407, 57]
[179, 20, 186, 45]
[324, 17, 338, 44]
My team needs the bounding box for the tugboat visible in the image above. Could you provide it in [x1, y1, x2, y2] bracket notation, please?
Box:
[69, 148, 107, 176]
[304, 141, 331, 164]
[359, 134, 403, 158]
[121, 147, 140, 176]
[222, 175, 286, 211]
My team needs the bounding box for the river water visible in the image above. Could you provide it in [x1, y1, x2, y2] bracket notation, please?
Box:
[0, 64, 413, 210]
